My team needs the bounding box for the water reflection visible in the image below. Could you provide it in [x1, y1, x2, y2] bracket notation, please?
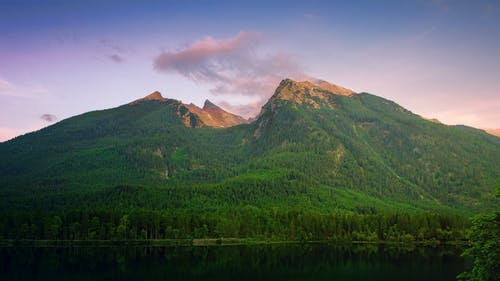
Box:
[0, 243, 465, 281]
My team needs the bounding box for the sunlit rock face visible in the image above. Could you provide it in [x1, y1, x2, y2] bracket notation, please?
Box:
[133, 91, 248, 128]
[267, 78, 355, 109]
[185, 100, 249, 128]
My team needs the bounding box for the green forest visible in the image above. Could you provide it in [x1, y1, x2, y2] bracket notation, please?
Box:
[0, 80, 498, 249]
[0, 208, 468, 243]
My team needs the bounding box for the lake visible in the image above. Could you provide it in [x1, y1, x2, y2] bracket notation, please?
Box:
[0, 243, 467, 281]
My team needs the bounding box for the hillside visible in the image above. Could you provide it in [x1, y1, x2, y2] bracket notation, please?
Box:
[0, 79, 498, 241]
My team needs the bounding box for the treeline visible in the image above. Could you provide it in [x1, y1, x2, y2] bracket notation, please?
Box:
[0, 208, 468, 243]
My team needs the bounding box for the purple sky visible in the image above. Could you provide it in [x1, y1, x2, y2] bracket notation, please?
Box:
[1, 0, 499, 141]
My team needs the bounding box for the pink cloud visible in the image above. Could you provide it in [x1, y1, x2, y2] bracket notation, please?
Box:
[153, 31, 307, 117]
[217, 100, 263, 119]
[154, 31, 260, 80]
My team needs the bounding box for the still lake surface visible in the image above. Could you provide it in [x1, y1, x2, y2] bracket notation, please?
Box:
[0, 243, 466, 281]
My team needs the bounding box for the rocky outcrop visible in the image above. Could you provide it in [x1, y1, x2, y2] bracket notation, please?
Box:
[253, 78, 356, 137]
[132, 91, 247, 128]
[266, 78, 355, 109]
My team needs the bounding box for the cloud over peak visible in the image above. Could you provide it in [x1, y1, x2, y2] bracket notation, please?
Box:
[154, 31, 261, 81]
[153, 31, 306, 117]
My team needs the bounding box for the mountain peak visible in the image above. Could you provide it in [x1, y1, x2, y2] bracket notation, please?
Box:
[142, 91, 166, 101]
[309, 79, 356, 96]
[131, 91, 168, 104]
[277, 78, 355, 97]
[253, 78, 356, 137]
[130, 91, 246, 128]
[203, 99, 219, 110]
[188, 100, 248, 128]
[268, 78, 355, 109]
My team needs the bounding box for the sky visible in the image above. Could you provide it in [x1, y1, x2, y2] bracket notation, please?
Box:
[1, 0, 499, 141]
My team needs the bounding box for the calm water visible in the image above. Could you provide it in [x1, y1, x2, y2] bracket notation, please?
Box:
[0, 243, 466, 281]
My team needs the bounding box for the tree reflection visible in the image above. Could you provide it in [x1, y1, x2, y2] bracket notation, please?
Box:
[0, 244, 465, 281]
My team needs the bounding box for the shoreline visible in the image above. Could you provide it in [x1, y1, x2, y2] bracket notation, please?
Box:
[0, 238, 468, 247]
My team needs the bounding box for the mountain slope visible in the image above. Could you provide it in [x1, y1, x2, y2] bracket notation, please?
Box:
[249, 79, 499, 210]
[0, 79, 498, 216]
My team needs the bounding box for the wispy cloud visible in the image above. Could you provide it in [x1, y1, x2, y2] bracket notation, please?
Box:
[217, 100, 263, 119]
[428, 0, 450, 12]
[100, 39, 127, 64]
[153, 31, 307, 117]
[484, 1, 499, 16]
[40, 114, 57, 122]
[55, 31, 80, 45]
[100, 39, 125, 53]
[303, 13, 319, 20]
[0, 77, 48, 98]
[108, 54, 124, 63]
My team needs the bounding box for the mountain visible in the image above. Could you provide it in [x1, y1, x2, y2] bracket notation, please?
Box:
[132, 91, 248, 128]
[186, 100, 249, 128]
[0, 79, 499, 219]
[264, 79, 354, 108]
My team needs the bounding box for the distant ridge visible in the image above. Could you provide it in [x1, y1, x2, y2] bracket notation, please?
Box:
[484, 128, 500, 137]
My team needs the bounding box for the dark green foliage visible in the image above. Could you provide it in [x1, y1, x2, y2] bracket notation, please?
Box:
[0, 207, 469, 242]
[459, 186, 500, 280]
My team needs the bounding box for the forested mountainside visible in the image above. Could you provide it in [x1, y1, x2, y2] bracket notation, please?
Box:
[0, 79, 498, 241]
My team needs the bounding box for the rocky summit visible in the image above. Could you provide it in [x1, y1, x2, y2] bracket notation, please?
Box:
[133, 91, 248, 128]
